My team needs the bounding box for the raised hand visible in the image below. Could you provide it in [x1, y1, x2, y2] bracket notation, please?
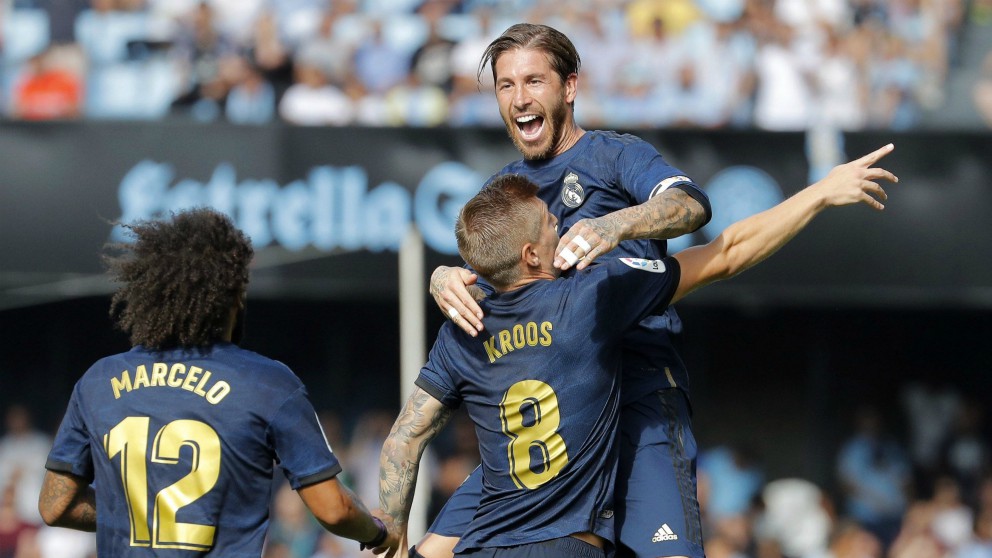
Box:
[814, 143, 899, 210]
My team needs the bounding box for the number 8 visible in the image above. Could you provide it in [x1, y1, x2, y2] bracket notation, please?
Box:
[499, 380, 569, 490]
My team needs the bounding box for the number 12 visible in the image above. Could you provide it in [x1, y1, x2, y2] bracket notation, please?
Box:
[104, 416, 221, 550]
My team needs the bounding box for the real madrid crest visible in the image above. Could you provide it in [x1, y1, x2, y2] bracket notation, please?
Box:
[561, 172, 584, 208]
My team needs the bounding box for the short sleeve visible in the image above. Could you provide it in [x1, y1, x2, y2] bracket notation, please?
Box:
[415, 329, 463, 409]
[581, 257, 682, 333]
[269, 387, 342, 489]
[46, 385, 95, 482]
[618, 140, 711, 224]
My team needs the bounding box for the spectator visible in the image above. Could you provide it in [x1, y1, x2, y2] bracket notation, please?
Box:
[867, 32, 923, 129]
[225, 57, 275, 124]
[278, 52, 353, 126]
[246, 9, 294, 102]
[680, 18, 758, 128]
[10, 46, 84, 120]
[889, 479, 956, 558]
[0, 405, 51, 525]
[752, 19, 813, 130]
[698, 443, 765, 525]
[929, 476, 977, 554]
[813, 25, 868, 130]
[973, 50, 992, 128]
[954, 509, 992, 558]
[169, 2, 237, 119]
[836, 404, 913, 549]
[29, 524, 97, 558]
[295, 7, 360, 99]
[409, 16, 456, 94]
[815, 520, 883, 558]
[626, 0, 702, 38]
[446, 9, 501, 126]
[940, 399, 990, 510]
[901, 381, 961, 497]
[383, 70, 448, 126]
[0, 483, 37, 558]
[755, 478, 834, 557]
[351, 18, 409, 96]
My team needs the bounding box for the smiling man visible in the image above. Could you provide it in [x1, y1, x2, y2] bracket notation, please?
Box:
[380, 141, 896, 558]
[424, 23, 713, 558]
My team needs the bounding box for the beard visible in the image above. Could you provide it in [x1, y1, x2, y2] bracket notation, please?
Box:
[504, 97, 570, 161]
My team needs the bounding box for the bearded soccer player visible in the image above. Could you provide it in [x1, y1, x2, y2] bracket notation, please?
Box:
[378, 144, 896, 558]
[39, 208, 394, 556]
[426, 23, 712, 558]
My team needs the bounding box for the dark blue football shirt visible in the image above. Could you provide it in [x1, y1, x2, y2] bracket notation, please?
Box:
[46, 343, 341, 557]
[416, 256, 681, 552]
[492, 130, 711, 405]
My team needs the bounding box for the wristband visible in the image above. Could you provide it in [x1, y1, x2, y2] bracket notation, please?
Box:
[360, 516, 388, 551]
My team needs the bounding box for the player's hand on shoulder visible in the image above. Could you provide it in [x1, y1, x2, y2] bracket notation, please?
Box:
[431, 265, 484, 336]
[555, 217, 620, 271]
[816, 143, 899, 211]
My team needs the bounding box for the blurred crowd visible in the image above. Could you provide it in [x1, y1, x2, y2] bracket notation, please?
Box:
[1, 377, 989, 558]
[2, 0, 992, 128]
[696, 381, 992, 558]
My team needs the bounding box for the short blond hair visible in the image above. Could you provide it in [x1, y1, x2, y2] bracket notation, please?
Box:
[455, 175, 542, 290]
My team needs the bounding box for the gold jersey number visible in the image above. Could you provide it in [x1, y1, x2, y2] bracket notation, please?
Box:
[499, 380, 569, 489]
[104, 417, 220, 550]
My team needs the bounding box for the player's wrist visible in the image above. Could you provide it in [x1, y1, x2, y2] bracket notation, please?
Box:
[359, 516, 388, 551]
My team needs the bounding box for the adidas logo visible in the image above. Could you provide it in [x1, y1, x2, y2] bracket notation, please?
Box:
[651, 524, 679, 542]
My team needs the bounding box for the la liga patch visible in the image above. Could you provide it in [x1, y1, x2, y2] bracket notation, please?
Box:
[620, 258, 667, 273]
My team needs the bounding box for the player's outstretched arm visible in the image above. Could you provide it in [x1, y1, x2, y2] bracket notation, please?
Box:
[430, 265, 486, 336]
[298, 476, 395, 551]
[38, 470, 97, 531]
[672, 144, 898, 303]
[555, 187, 708, 270]
[375, 387, 454, 557]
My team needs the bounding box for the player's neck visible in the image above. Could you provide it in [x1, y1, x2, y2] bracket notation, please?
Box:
[500, 268, 558, 293]
[550, 121, 585, 158]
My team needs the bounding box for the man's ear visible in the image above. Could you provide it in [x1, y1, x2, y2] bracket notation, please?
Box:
[564, 73, 578, 104]
[521, 242, 540, 268]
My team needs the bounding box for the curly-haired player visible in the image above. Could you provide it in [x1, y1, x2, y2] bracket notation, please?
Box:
[39, 208, 395, 556]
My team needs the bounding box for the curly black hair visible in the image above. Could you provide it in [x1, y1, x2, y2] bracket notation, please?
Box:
[104, 208, 253, 350]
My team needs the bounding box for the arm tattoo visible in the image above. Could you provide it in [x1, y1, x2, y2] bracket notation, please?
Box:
[379, 389, 453, 527]
[40, 472, 97, 531]
[610, 188, 707, 241]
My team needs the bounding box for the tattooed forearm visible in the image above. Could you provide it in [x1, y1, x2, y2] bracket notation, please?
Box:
[379, 388, 453, 526]
[610, 188, 707, 241]
[39, 471, 97, 531]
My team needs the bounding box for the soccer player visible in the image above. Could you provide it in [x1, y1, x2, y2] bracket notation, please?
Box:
[376, 145, 897, 558]
[426, 23, 712, 558]
[38, 208, 394, 556]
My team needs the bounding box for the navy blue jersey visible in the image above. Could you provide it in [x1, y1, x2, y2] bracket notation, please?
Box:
[416, 257, 681, 552]
[46, 343, 341, 557]
[491, 130, 710, 404]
